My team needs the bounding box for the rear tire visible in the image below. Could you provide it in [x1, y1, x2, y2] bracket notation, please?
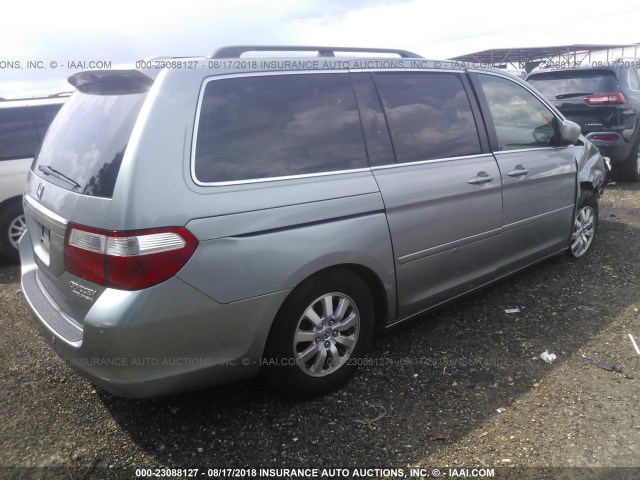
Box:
[262, 269, 375, 398]
[614, 134, 640, 182]
[0, 201, 25, 262]
[568, 192, 599, 258]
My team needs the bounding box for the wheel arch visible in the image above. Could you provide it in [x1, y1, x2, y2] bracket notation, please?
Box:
[0, 195, 26, 259]
[579, 180, 598, 198]
[260, 263, 387, 396]
[270, 263, 391, 334]
[0, 194, 23, 212]
[330, 263, 389, 332]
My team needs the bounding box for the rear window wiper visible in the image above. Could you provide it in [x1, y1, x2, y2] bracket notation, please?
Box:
[38, 165, 82, 190]
[555, 92, 594, 99]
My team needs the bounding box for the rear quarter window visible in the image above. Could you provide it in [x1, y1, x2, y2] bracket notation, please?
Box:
[193, 73, 367, 183]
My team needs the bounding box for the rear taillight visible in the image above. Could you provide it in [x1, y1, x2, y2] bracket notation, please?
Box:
[584, 92, 625, 105]
[591, 134, 619, 141]
[64, 224, 198, 290]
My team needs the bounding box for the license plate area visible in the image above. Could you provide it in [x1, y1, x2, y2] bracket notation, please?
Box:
[40, 224, 51, 249]
[33, 222, 51, 266]
[23, 194, 69, 277]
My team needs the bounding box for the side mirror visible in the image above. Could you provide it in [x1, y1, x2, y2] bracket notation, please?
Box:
[558, 119, 581, 144]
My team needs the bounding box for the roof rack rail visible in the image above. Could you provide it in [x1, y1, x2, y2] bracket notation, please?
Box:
[48, 91, 74, 98]
[211, 45, 422, 59]
[141, 55, 172, 61]
[139, 55, 200, 62]
[0, 92, 73, 102]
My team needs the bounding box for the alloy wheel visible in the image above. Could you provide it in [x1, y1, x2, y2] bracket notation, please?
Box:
[293, 292, 360, 377]
[8, 214, 26, 249]
[570, 205, 595, 257]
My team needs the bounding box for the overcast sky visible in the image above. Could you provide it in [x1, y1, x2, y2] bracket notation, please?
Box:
[1, 0, 639, 98]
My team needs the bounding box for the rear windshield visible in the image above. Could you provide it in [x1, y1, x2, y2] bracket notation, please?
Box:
[527, 70, 619, 99]
[34, 91, 146, 198]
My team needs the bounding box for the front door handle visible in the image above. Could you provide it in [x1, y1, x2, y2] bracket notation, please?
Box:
[507, 165, 529, 177]
[467, 171, 494, 185]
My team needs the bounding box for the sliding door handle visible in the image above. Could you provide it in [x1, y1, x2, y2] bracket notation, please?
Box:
[467, 171, 494, 185]
[507, 165, 529, 177]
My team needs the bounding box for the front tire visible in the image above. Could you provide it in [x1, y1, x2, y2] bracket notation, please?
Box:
[0, 201, 26, 262]
[569, 193, 598, 258]
[262, 269, 374, 398]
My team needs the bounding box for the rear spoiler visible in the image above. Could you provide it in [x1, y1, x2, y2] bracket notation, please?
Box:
[68, 70, 153, 95]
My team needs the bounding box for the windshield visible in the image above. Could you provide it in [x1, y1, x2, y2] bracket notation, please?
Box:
[527, 70, 619, 99]
[34, 90, 147, 198]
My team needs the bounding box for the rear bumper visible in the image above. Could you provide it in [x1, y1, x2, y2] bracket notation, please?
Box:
[19, 233, 289, 398]
[585, 132, 634, 163]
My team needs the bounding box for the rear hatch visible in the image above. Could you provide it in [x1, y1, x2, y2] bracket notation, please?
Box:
[24, 70, 152, 323]
[527, 69, 625, 136]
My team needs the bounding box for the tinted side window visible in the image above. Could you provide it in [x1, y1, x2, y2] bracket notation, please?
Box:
[350, 73, 395, 167]
[29, 104, 63, 140]
[373, 72, 481, 163]
[478, 75, 557, 151]
[0, 107, 39, 160]
[194, 73, 367, 183]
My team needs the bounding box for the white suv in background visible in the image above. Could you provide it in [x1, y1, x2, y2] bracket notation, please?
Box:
[0, 94, 67, 260]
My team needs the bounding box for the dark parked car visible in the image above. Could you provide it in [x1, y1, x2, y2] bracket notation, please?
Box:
[527, 59, 640, 181]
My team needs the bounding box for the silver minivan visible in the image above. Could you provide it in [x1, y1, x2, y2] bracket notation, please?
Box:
[19, 47, 607, 398]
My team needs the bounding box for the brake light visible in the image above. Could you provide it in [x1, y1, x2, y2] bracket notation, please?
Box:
[64, 224, 198, 290]
[584, 92, 625, 105]
[591, 135, 619, 141]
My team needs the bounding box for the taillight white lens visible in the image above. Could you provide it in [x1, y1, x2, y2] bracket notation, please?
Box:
[68, 229, 106, 253]
[106, 232, 186, 257]
[64, 225, 198, 290]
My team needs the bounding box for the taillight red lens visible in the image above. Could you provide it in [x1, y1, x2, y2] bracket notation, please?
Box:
[584, 92, 625, 105]
[65, 225, 108, 285]
[64, 224, 198, 290]
[591, 135, 619, 141]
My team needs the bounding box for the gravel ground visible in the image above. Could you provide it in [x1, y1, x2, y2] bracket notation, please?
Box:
[1, 183, 639, 480]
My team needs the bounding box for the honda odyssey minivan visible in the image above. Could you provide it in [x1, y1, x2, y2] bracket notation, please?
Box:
[20, 46, 607, 398]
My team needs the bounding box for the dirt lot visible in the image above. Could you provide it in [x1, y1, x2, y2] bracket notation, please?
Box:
[1, 184, 639, 480]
